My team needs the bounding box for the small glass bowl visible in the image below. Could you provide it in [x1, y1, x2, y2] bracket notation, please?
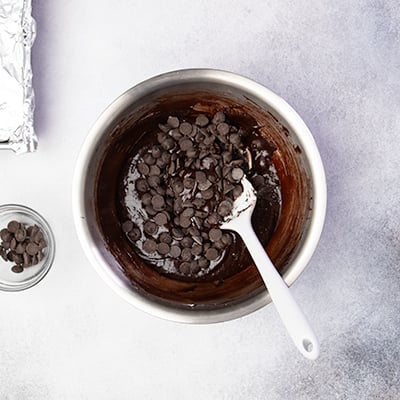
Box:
[0, 204, 55, 291]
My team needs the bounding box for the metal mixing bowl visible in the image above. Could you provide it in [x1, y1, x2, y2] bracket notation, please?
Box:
[72, 69, 326, 323]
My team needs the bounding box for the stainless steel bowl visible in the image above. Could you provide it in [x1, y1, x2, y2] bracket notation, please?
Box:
[72, 69, 326, 323]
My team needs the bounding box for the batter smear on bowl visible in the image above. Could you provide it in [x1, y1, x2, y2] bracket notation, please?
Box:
[119, 111, 281, 281]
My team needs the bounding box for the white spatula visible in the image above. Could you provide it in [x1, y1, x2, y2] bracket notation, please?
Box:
[220, 176, 319, 360]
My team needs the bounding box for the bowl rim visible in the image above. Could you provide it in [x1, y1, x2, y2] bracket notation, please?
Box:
[72, 68, 327, 324]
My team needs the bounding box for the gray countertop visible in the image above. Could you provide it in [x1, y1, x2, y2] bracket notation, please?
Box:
[0, 0, 399, 398]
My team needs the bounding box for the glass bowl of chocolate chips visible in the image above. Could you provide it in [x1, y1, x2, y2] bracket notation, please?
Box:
[73, 69, 326, 323]
[0, 204, 55, 291]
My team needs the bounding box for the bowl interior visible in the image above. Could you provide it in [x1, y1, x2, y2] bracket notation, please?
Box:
[81, 77, 313, 312]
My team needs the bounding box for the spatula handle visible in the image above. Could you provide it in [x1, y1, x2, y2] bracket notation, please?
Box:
[238, 223, 320, 360]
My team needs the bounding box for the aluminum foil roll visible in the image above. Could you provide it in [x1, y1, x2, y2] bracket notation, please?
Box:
[0, 0, 36, 153]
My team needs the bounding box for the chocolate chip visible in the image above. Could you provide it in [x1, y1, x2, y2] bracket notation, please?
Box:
[151, 145, 162, 158]
[217, 122, 230, 135]
[149, 165, 161, 176]
[170, 245, 181, 258]
[159, 232, 172, 244]
[138, 162, 150, 175]
[195, 210, 208, 219]
[192, 235, 203, 245]
[161, 151, 171, 163]
[23, 252, 30, 266]
[190, 260, 200, 274]
[191, 244, 203, 256]
[179, 216, 191, 229]
[0, 228, 11, 242]
[143, 221, 158, 236]
[179, 138, 193, 151]
[151, 195, 165, 211]
[195, 171, 207, 183]
[251, 139, 262, 150]
[181, 248, 192, 261]
[206, 213, 219, 225]
[37, 250, 45, 262]
[143, 153, 156, 165]
[252, 175, 265, 188]
[7, 221, 20, 233]
[183, 177, 195, 190]
[229, 133, 241, 145]
[217, 199, 233, 217]
[15, 243, 26, 255]
[195, 114, 209, 127]
[32, 231, 44, 244]
[179, 122, 192, 136]
[7, 251, 15, 262]
[205, 247, 219, 261]
[172, 227, 184, 239]
[221, 233, 233, 246]
[179, 262, 191, 274]
[147, 176, 161, 188]
[159, 123, 170, 133]
[181, 208, 194, 218]
[214, 239, 225, 250]
[38, 239, 47, 250]
[209, 228, 222, 242]
[200, 188, 214, 200]
[141, 193, 152, 206]
[170, 128, 182, 140]
[154, 213, 168, 226]
[194, 132, 205, 143]
[0, 248, 7, 261]
[233, 185, 243, 198]
[129, 228, 141, 241]
[31, 255, 39, 266]
[26, 243, 39, 256]
[122, 220, 134, 233]
[231, 167, 244, 181]
[204, 134, 216, 145]
[145, 206, 157, 216]
[11, 265, 24, 274]
[212, 111, 226, 124]
[207, 123, 217, 134]
[143, 239, 157, 253]
[198, 257, 208, 269]
[167, 116, 180, 128]
[192, 198, 206, 208]
[168, 161, 176, 175]
[135, 178, 149, 192]
[156, 186, 166, 196]
[173, 180, 184, 195]
[10, 238, 17, 250]
[198, 180, 212, 191]
[157, 242, 170, 255]
[186, 149, 198, 159]
[161, 138, 175, 151]
[202, 232, 209, 240]
[181, 237, 193, 248]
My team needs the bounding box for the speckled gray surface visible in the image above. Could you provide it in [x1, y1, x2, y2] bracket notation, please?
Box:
[1, 0, 399, 398]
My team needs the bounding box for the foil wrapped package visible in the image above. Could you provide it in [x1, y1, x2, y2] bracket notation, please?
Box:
[0, 0, 36, 153]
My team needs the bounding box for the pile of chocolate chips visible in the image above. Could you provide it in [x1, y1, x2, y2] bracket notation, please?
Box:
[123, 111, 269, 277]
[0, 221, 47, 273]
